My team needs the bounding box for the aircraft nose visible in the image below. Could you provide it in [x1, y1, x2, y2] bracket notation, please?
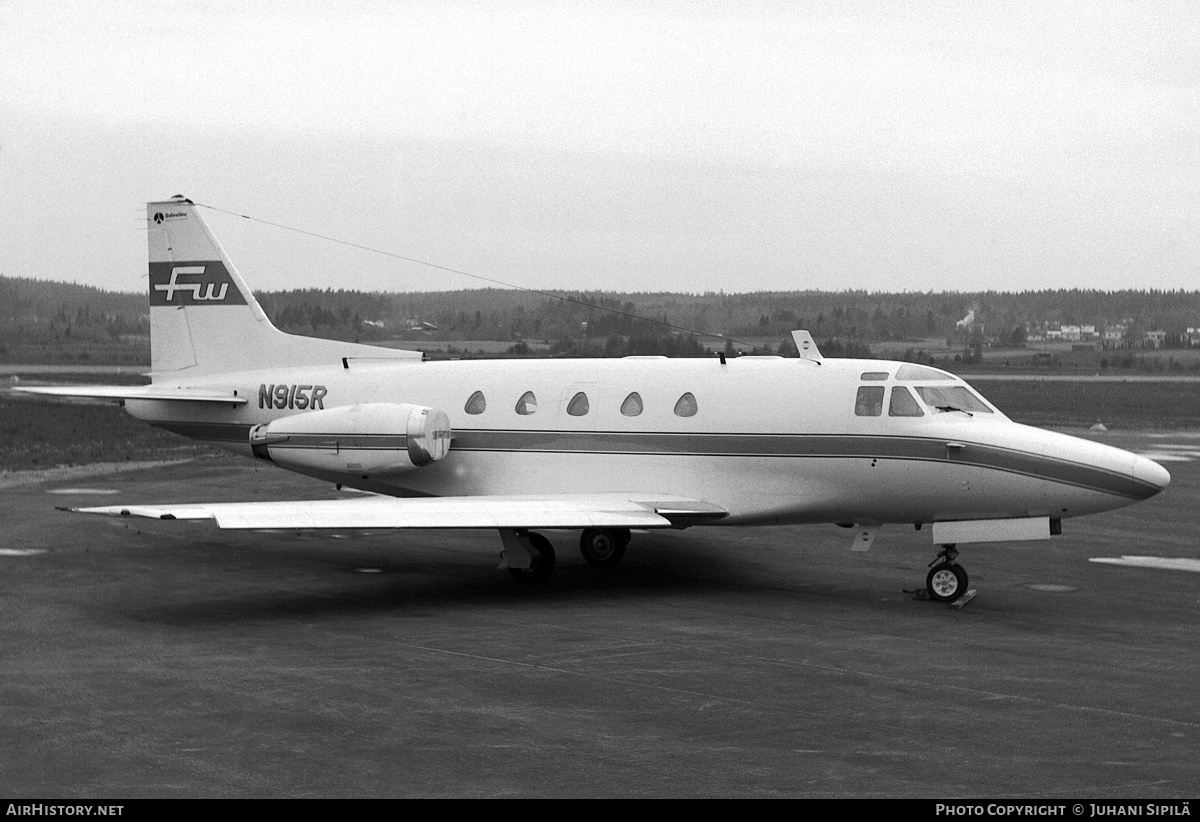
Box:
[1131, 453, 1171, 497]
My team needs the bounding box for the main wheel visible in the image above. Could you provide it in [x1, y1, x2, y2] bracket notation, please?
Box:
[579, 528, 629, 568]
[508, 532, 556, 583]
[926, 562, 968, 602]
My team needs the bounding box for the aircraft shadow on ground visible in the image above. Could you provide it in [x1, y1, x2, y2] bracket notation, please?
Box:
[109, 531, 875, 626]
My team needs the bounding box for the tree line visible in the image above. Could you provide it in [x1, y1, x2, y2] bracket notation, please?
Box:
[6, 275, 1200, 361]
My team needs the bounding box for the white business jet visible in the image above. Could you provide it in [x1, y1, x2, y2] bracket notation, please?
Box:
[18, 197, 1171, 602]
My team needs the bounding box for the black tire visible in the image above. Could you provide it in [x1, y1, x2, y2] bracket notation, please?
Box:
[508, 532, 556, 583]
[579, 528, 629, 568]
[926, 562, 968, 602]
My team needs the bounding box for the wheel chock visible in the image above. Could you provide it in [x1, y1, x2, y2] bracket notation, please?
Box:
[949, 589, 977, 609]
[907, 587, 977, 607]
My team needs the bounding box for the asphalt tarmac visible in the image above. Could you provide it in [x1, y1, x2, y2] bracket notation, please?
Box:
[2, 431, 1198, 798]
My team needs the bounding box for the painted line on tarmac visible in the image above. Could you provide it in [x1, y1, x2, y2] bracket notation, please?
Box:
[1136, 452, 1196, 462]
[46, 488, 120, 495]
[0, 548, 47, 556]
[1135, 444, 1200, 462]
[1089, 556, 1200, 573]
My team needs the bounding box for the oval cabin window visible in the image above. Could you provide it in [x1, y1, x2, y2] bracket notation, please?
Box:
[567, 392, 590, 416]
[515, 391, 537, 415]
[674, 392, 697, 417]
[621, 392, 643, 416]
[464, 391, 486, 415]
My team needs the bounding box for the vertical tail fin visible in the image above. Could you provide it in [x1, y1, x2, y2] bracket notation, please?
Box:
[147, 197, 419, 378]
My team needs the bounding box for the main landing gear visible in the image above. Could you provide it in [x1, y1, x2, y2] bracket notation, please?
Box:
[926, 545, 969, 602]
[500, 528, 633, 582]
[579, 528, 630, 568]
[501, 530, 557, 583]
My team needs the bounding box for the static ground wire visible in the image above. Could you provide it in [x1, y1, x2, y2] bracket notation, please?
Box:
[193, 202, 771, 354]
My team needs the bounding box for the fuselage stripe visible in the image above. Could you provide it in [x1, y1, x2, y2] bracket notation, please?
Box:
[147, 421, 1156, 500]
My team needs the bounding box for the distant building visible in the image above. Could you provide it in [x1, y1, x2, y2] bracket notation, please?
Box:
[1101, 324, 1128, 348]
[1049, 324, 1097, 342]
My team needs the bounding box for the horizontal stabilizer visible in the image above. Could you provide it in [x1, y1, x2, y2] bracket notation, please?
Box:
[66, 494, 728, 530]
[13, 385, 247, 404]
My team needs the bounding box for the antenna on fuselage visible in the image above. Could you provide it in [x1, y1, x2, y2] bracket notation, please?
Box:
[791, 330, 823, 363]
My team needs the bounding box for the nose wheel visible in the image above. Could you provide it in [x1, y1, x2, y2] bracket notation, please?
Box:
[926, 545, 969, 602]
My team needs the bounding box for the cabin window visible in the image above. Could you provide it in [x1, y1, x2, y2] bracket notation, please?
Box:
[464, 391, 486, 415]
[888, 386, 924, 417]
[515, 391, 537, 415]
[854, 386, 884, 417]
[674, 392, 698, 417]
[621, 392, 643, 416]
[567, 392, 590, 416]
[860, 371, 889, 381]
[915, 385, 994, 414]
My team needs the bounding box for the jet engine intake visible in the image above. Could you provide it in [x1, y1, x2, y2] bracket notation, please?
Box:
[249, 402, 452, 476]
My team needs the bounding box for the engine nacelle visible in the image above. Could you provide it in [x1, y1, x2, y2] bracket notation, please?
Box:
[249, 402, 452, 476]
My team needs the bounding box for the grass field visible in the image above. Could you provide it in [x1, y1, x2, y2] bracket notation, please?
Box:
[2, 378, 1194, 473]
[0, 395, 215, 471]
[976, 380, 1200, 429]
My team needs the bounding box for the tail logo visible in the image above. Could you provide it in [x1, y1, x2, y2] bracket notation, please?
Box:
[149, 261, 247, 306]
[155, 266, 228, 302]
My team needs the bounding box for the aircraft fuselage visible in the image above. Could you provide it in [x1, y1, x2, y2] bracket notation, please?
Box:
[126, 354, 1168, 528]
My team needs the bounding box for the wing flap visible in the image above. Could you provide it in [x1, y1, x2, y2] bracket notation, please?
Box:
[68, 494, 727, 530]
[13, 385, 247, 404]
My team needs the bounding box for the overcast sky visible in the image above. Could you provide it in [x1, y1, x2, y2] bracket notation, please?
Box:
[2, 0, 1198, 295]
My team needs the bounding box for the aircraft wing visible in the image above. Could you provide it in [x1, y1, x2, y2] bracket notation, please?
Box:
[12, 385, 247, 404]
[62, 494, 728, 530]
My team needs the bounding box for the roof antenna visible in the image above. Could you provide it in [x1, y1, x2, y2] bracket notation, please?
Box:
[791, 330, 823, 364]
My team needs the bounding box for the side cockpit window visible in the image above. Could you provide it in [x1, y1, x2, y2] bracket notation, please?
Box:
[854, 386, 884, 417]
[888, 386, 924, 417]
[465, 391, 486, 415]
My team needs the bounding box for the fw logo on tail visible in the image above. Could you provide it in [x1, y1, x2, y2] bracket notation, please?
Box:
[148, 261, 246, 307]
[154, 266, 228, 302]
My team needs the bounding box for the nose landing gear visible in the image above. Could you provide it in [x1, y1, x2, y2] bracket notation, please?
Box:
[926, 545, 969, 602]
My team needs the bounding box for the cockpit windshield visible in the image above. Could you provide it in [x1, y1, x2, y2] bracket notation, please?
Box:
[914, 385, 994, 414]
[852, 374, 1001, 420]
